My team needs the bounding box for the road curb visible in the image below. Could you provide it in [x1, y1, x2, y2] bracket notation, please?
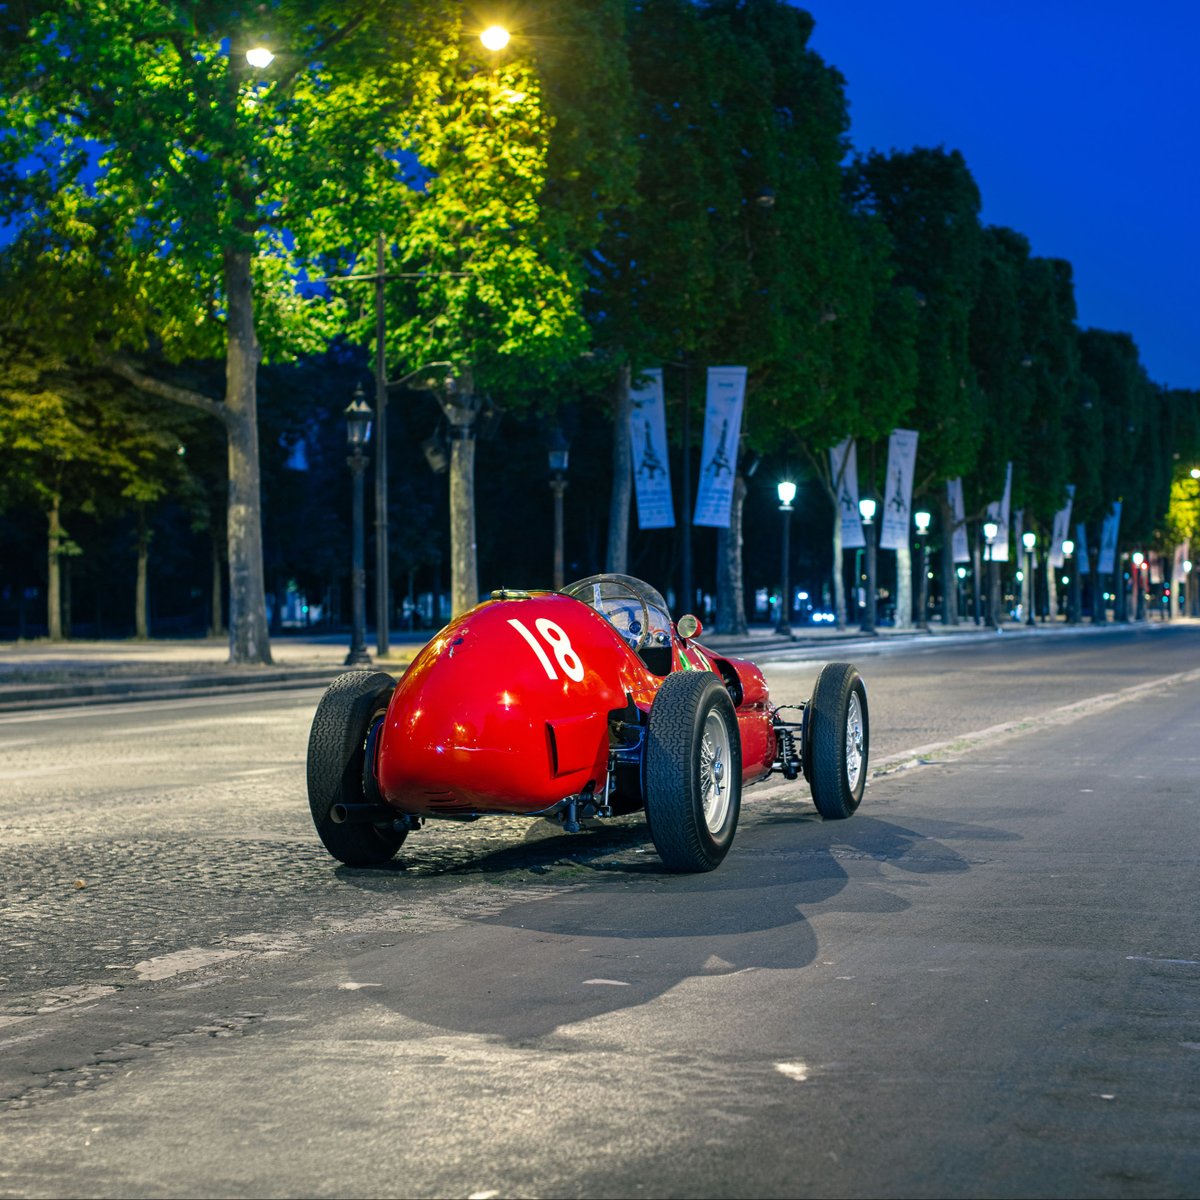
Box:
[0, 667, 343, 713]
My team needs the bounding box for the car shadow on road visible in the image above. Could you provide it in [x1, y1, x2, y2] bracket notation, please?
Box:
[332, 811, 985, 1042]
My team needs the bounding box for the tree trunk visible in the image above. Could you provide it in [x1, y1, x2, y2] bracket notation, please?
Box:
[606, 363, 632, 574]
[894, 545, 913, 629]
[715, 473, 747, 634]
[830, 507, 847, 628]
[939, 496, 958, 624]
[46, 495, 63, 641]
[449, 430, 478, 616]
[210, 531, 225, 637]
[223, 247, 273, 664]
[135, 508, 151, 639]
[62, 556, 73, 639]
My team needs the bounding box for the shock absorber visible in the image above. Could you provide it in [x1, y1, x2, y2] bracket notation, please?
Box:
[772, 705, 804, 780]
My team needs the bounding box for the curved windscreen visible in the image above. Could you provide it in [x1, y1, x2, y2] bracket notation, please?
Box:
[560, 573, 674, 648]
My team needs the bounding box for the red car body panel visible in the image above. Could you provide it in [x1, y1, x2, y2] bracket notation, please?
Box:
[373, 592, 777, 817]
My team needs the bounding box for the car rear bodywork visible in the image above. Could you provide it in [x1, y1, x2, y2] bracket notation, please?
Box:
[374, 590, 776, 818]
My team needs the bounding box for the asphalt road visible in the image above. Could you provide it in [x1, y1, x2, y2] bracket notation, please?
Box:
[1, 624, 1198, 1198]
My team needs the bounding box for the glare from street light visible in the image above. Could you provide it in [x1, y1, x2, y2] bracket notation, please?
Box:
[480, 25, 510, 51]
[1022, 531, 1036, 551]
[983, 520, 999, 542]
[914, 510, 931, 534]
[777, 480, 797, 509]
[858, 497, 877, 524]
[246, 45, 274, 68]
[1062, 538, 1074, 557]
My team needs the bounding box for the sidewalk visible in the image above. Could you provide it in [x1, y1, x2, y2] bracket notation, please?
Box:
[0, 617, 1144, 713]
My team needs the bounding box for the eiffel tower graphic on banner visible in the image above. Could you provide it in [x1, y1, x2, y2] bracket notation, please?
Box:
[704, 419, 733, 478]
[637, 420, 665, 480]
[888, 467, 907, 514]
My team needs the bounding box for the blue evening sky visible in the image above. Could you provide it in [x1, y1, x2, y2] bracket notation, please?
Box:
[804, 0, 1199, 390]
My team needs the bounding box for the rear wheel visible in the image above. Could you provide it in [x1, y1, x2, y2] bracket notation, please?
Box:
[644, 672, 741, 872]
[307, 670, 407, 866]
[806, 662, 868, 819]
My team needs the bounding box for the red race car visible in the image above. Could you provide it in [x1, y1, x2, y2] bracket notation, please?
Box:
[306, 573, 868, 873]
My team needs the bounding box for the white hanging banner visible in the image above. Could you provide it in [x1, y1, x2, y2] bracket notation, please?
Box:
[1076, 522, 1091, 575]
[628, 368, 675, 530]
[1048, 486, 1075, 568]
[947, 478, 970, 563]
[986, 463, 1013, 562]
[830, 437, 864, 549]
[878, 428, 919, 551]
[1098, 501, 1122, 575]
[693, 366, 746, 528]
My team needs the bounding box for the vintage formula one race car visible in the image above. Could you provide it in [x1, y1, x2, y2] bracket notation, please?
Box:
[306, 573, 868, 874]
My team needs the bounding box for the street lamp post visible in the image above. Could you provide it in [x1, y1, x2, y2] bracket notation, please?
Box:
[859, 497, 877, 635]
[1185, 558, 1195, 617]
[1022, 531, 1037, 626]
[956, 565, 967, 621]
[914, 509, 931, 630]
[344, 387, 374, 667]
[984, 520, 1000, 630]
[1132, 552, 1146, 620]
[548, 429, 569, 591]
[1062, 538, 1077, 624]
[776, 481, 796, 636]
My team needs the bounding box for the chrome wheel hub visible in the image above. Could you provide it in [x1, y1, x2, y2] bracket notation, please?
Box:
[700, 710, 733, 834]
[845, 691, 864, 792]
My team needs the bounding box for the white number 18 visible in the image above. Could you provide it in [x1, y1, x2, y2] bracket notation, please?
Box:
[508, 618, 585, 682]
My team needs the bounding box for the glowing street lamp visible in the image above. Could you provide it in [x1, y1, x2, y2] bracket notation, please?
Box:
[1131, 551, 1146, 620]
[246, 45, 274, 68]
[480, 25, 510, 51]
[776, 481, 797, 636]
[860, 497, 878, 635]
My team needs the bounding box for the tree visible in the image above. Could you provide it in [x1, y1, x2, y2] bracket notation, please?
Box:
[852, 147, 984, 626]
[0, 326, 194, 637]
[326, 3, 633, 616]
[0, 0, 454, 660]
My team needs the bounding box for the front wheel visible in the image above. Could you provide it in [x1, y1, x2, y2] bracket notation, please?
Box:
[806, 662, 868, 819]
[307, 670, 407, 866]
[644, 672, 742, 872]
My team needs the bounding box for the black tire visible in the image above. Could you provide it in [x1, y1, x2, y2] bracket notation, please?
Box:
[806, 662, 868, 820]
[643, 671, 742, 872]
[306, 670, 407, 866]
